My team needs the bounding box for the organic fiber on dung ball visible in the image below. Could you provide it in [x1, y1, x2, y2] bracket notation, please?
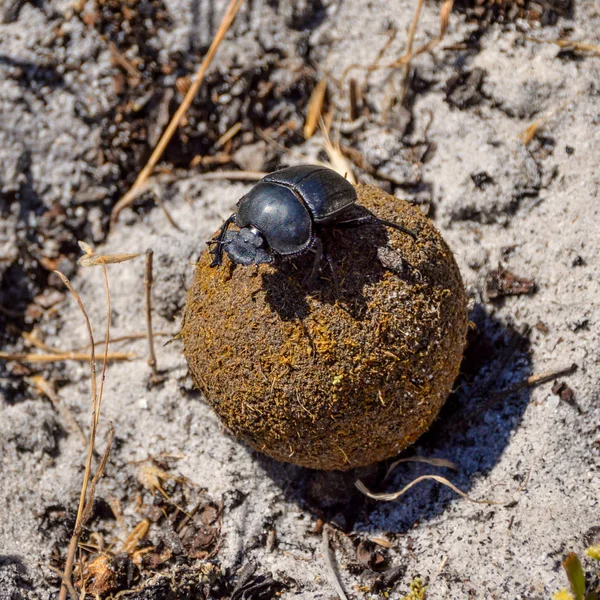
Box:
[182, 184, 467, 470]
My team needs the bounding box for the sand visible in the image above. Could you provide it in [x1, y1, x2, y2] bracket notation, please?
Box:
[0, 0, 599, 598]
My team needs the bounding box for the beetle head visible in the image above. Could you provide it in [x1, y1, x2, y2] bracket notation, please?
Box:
[223, 226, 273, 266]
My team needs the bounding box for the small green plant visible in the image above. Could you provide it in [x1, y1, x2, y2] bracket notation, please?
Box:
[553, 545, 600, 600]
[401, 577, 427, 600]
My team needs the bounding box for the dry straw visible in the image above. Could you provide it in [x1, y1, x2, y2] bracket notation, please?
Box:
[110, 0, 245, 226]
[57, 245, 141, 599]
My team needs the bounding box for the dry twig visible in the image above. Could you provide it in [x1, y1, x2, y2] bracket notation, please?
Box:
[459, 363, 578, 427]
[144, 249, 159, 379]
[110, 0, 245, 226]
[47, 566, 78, 600]
[348, 78, 360, 121]
[322, 527, 349, 600]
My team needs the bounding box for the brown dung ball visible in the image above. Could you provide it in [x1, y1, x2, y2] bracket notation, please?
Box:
[182, 184, 467, 470]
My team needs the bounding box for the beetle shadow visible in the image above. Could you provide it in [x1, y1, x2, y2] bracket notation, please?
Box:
[249, 303, 534, 533]
[260, 210, 415, 322]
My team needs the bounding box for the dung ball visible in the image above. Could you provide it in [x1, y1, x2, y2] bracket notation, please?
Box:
[182, 184, 467, 470]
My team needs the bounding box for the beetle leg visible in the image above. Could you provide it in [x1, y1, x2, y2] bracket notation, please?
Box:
[333, 215, 417, 241]
[304, 237, 324, 289]
[323, 248, 340, 297]
[208, 214, 236, 267]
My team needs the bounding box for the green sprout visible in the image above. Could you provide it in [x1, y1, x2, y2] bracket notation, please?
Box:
[553, 546, 600, 600]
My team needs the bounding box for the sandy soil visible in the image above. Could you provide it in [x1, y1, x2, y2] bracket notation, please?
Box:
[1, 0, 599, 598]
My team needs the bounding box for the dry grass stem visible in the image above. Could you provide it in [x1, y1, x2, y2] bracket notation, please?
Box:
[341, 26, 398, 84]
[108, 41, 141, 85]
[322, 526, 349, 600]
[81, 426, 114, 524]
[152, 191, 183, 231]
[190, 153, 232, 168]
[215, 121, 243, 148]
[374, 26, 399, 67]
[54, 271, 98, 403]
[519, 90, 585, 144]
[195, 170, 267, 181]
[78, 241, 140, 267]
[96, 263, 111, 428]
[304, 78, 328, 139]
[318, 117, 357, 184]
[72, 331, 172, 351]
[384, 0, 453, 69]
[356, 475, 507, 505]
[57, 265, 114, 600]
[529, 37, 600, 56]
[554, 40, 600, 55]
[47, 566, 79, 600]
[400, 0, 426, 103]
[340, 0, 453, 85]
[110, 0, 245, 226]
[56, 270, 98, 600]
[144, 249, 159, 378]
[492, 363, 578, 400]
[0, 351, 134, 363]
[22, 330, 61, 353]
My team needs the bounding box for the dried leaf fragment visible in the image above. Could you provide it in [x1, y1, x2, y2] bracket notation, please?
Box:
[85, 555, 116, 595]
[304, 78, 328, 139]
[551, 381, 576, 405]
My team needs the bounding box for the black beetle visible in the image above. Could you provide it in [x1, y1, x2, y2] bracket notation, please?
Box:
[208, 165, 416, 285]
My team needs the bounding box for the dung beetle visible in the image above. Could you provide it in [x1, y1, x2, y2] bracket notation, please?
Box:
[208, 165, 416, 285]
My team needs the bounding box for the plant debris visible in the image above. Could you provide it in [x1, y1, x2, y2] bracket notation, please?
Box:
[63, 460, 226, 597]
[356, 539, 388, 572]
[551, 380, 577, 410]
[484, 266, 536, 301]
